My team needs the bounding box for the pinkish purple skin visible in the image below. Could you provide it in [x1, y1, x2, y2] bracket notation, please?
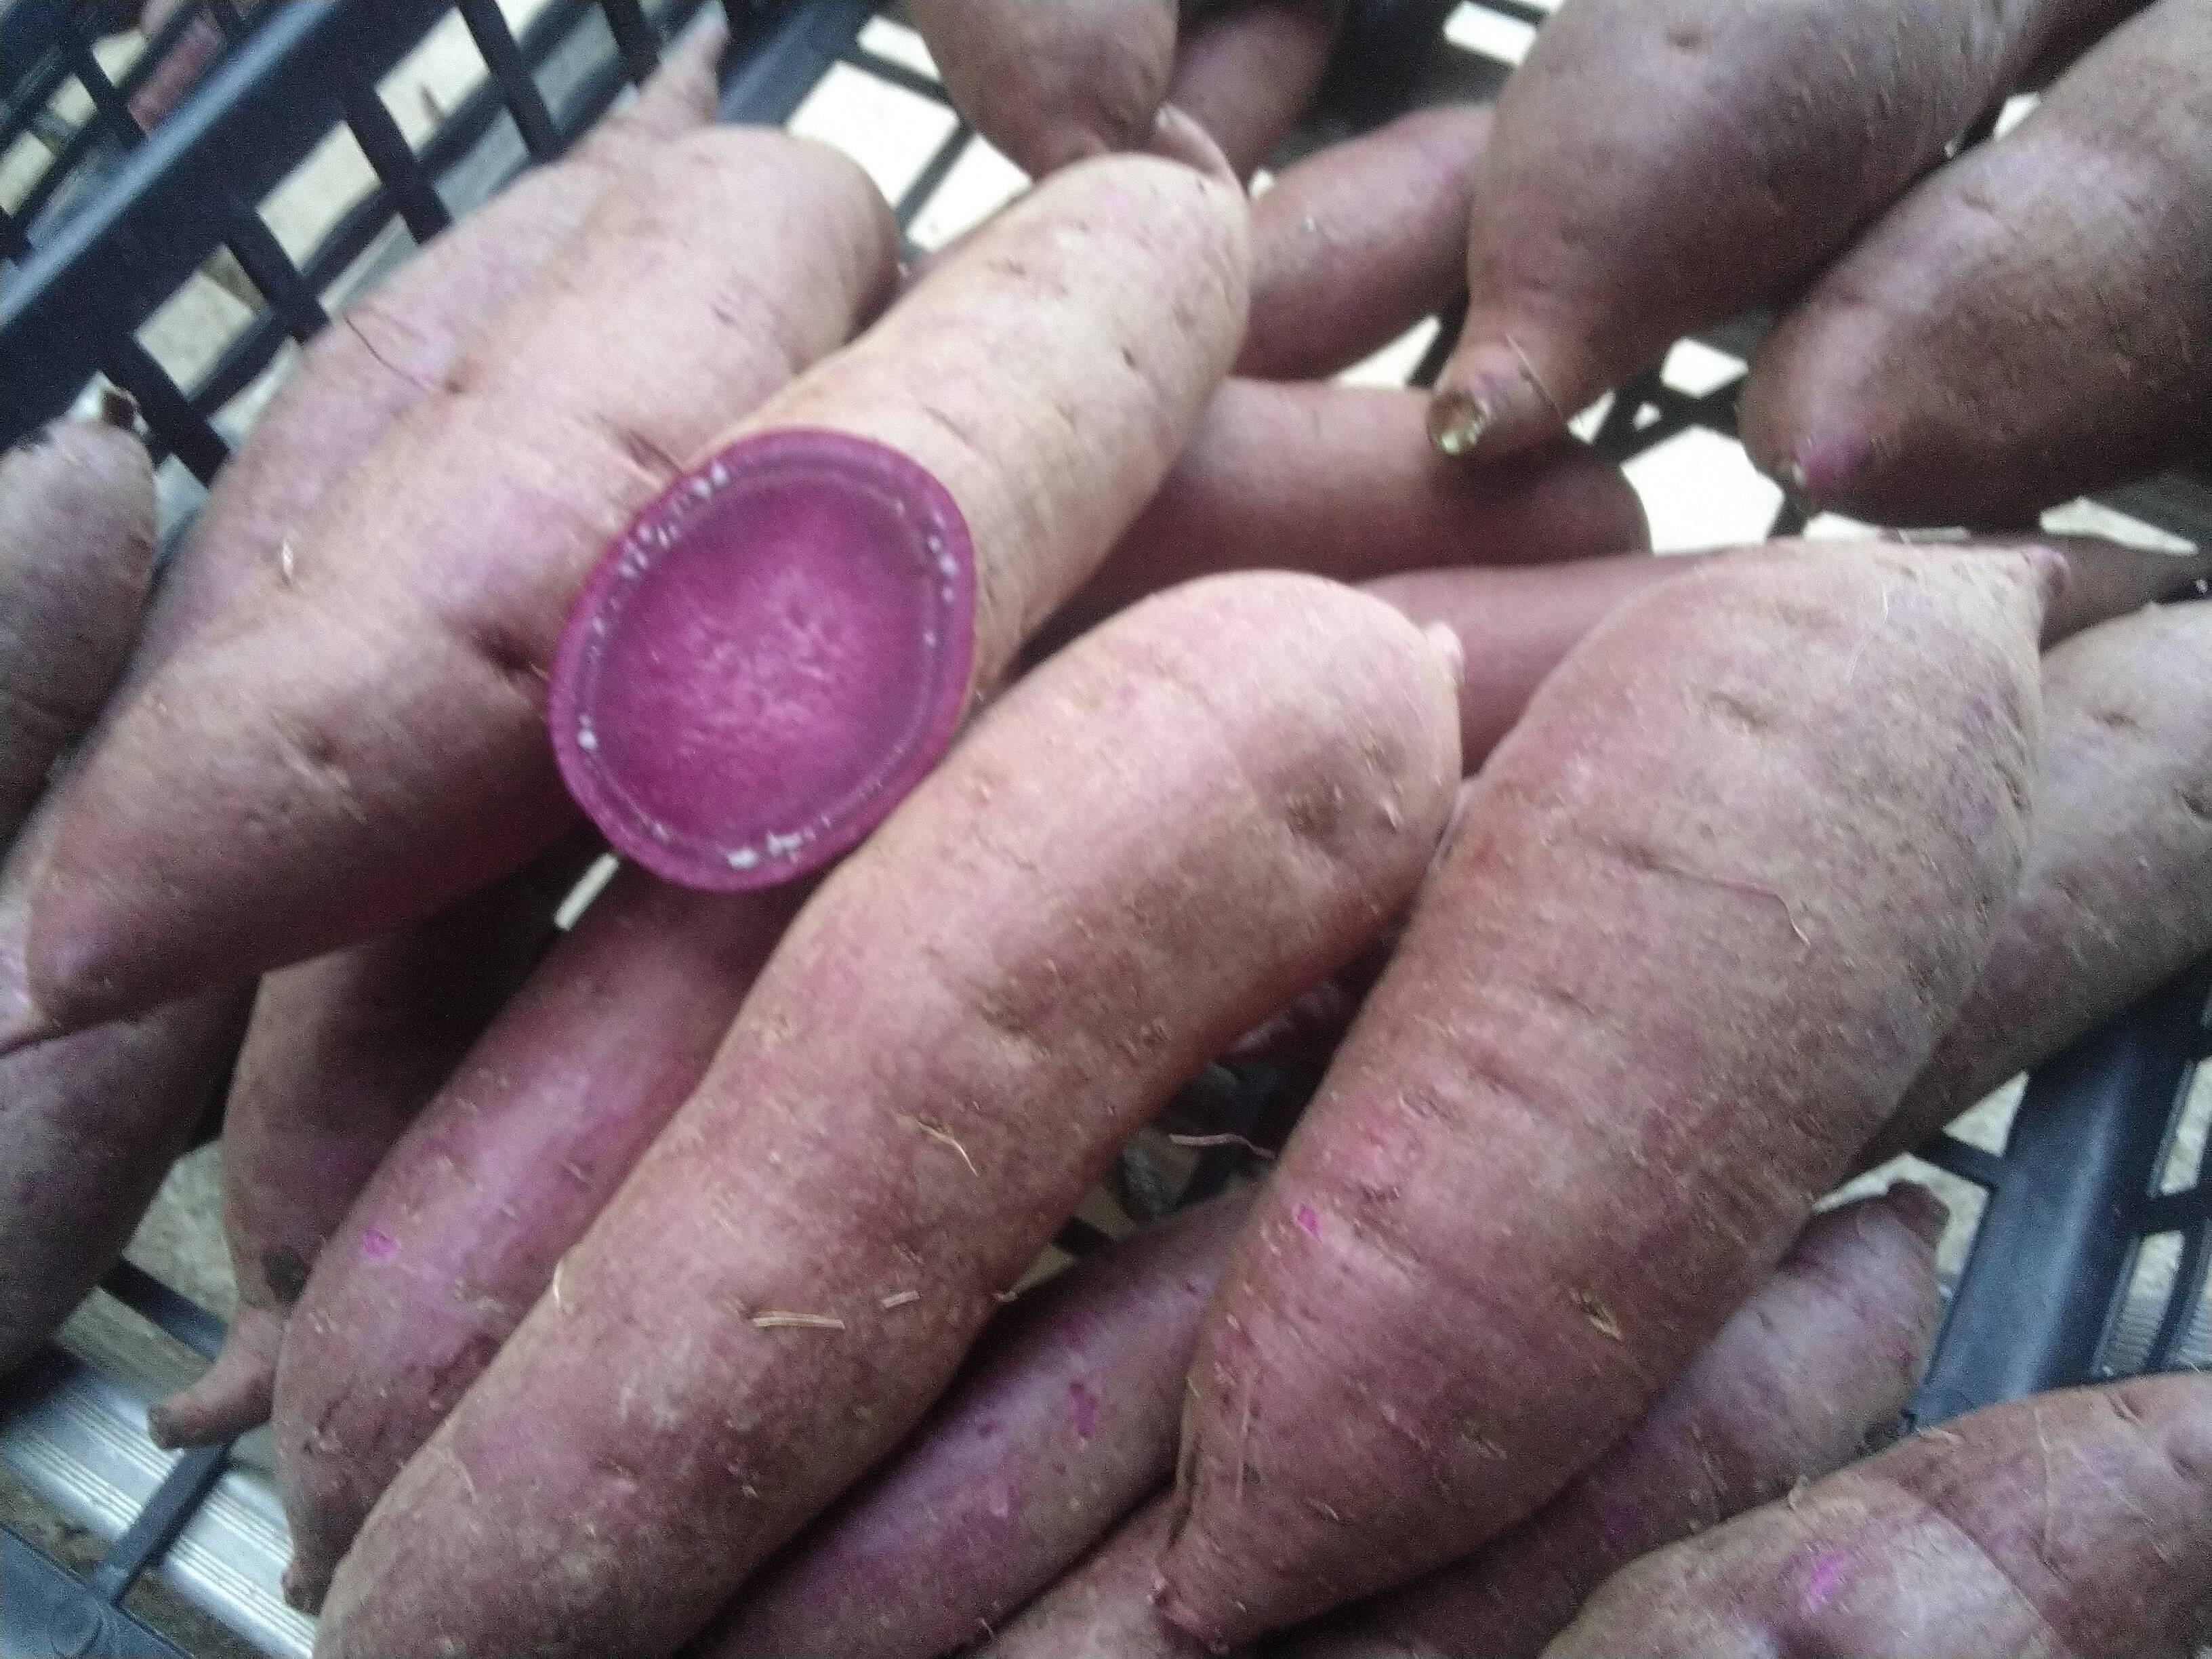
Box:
[550, 428, 977, 893]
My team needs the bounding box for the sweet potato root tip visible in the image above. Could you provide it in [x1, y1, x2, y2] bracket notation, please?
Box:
[147, 1303, 284, 1448]
[552, 429, 977, 891]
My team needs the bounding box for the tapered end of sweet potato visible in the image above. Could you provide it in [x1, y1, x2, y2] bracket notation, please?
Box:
[147, 1304, 283, 1448]
[1427, 329, 1575, 462]
[550, 428, 976, 892]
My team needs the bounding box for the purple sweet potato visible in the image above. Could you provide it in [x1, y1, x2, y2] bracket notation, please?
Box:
[1280, 1185, 1947, 1659]
[906, 0, 1180, 178]
[548, 155, 1247, 893]
[1862, 596, 2212, 1166]
[0, 394, 155, 846]
[0, 797, 249, 1377]
[1372, 535, 2207, 770]
[1741, 0, 2212, 526]
[148, 20, 725, 661]
[145, 842, 587, 1451]
[1168, 0, 1344, 179]
[1545, 1373, 2212, 1658]
[14, 128, 897, 1045]
[1036, 380, 1647, 654]
[272, 867, 808, 1610]
[1427, 0, 2142, 459]
[315, 573, 1460, 1659]
[1241, 102, 1493, 380]
[980, 1496, 1210, 1659]
[700, 1191, 1254, 1659]
[1158, 545, 2050, 1643]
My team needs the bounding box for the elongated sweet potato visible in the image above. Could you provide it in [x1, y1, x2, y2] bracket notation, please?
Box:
[547, 155, 1246, 893]
[1168, 0, 1343, 179]
[1372, 536, 2207, 770]
[1242, 103, 1492, 380]
[0, 395, 155, 846]
[13, 129, 897, 1048]
[0, 797, 249, 1378]
[1037, 381, 1646, 655]
[1862, 597, 2212, 1166]
[980, 1496, 1209, 1659]
[1282, 1185, 1947, 1659]
[272, 867, 808, 1610]
[316, 573, 1460, 1659]
[151, 19, 724, 660]
[701, 1191, 1254, 1659]
[1159, 545, 2049, 1643]
[1427, 0, 2140, 459]
[906, 0, 1179, 178]
[1741, 0, 2212, 526]
[146, 842, 586, 1451]
[1545, 1374, 2212, 1658]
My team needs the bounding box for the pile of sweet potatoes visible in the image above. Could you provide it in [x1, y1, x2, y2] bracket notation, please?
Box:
[6, 8, 2210, 1658]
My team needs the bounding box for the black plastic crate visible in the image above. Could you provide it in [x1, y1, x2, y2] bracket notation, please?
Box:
[2, 3, 2206, 1653]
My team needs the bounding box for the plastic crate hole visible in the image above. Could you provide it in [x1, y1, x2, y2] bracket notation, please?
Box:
[1624, 426, 1786, 552]
[1568, 392, 1613, 443]
[1803, 510, 1882, 540]
[1824, 1159, 1989, 1284]
[1660, 337, 1746, 398]
[906, 133, 1027, 251]
[152, 451, 210, 546]
[856, 15, 938, 81]
[2160, 1066, 2211, 1197]
[1445, 1, 1536, 65]
[314, 217, 421, 315]
[2041, 495, 2198, 555]
[378, 10, 495, 150]
[255, 119, 379, 264]
[1338, 315, 1441, 389]
[497, 0, 566, 36]
[2106, 1231, 2187, 1376]
[1950, 1076, 2026, 1157]
[0, 131, 52, 216]
[133, 267, 258, 393]
[787, 61, 959, 205]
[1993, 91, 2038, 140]
[207, 338, 298, 449]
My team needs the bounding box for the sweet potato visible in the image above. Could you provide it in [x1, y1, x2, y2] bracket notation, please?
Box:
[980, 1496, 1209, 1659]
[1427, 0, 2140, 459]
[1281, 1185, 1947, 1659]
[315, 573, 1460, 1659]
[0, 394, 155, 846]
[145, 844, 586, 1452]
[1862, 596, 2212, 1166]
[14, 129, 897, 1046]
[271, 867, 808, 1610]
[1158, 545, 2049, 1643]
[149, 19, 724, 660]
[1242, 103, 1492, 380]
[1741, 0, 2212, 526]
[701, 1191, 1254, 1659]
[906, 0, 1179, 178]
[1036, 381, 1647, 655]
[548, 155, 1246, 892]
[1372, 536, 2207, 771]
[0, 797, 249, 1378]
[1545, 1373, 2212, 1658]
[1168, 0, 1344, 179]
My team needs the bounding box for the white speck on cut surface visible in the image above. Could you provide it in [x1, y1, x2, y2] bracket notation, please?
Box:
[710, 460, 728, 489]
[726, 846, 760, 870]
[693, 476, 712, 499]
[936, 550, 958, 579]
[576, 722, 598, 754]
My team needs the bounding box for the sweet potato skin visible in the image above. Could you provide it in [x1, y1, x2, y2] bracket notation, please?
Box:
[24, 129, 897, 1037]
[1741, 0, 2212, 526]
[1241, 103, 1492, 380]
[1282, 1185, 1947, 1659]
[979, 1496, 1211, 1659]
[1544, 1374, 2212, 1658]
[1039, 382, 1647, 653]
[272, 868, 806, 1610]
[1863, 596, 2212, 1165]
[146, 845, 583, 1450]
[907, 0, 1178, 178]
[0, 800, 249, 1377]
[1168, 0, 1344, 180]
[701, 1192, 1253, 1659]
[1160, 546, 2047, 1643]
[315, 574, 1460, 1659]
[0, 407, 155, 844]
[1429, 0, 2137, 459]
